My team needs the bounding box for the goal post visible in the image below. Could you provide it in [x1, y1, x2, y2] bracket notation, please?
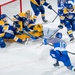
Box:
[0, 0, 22, 17]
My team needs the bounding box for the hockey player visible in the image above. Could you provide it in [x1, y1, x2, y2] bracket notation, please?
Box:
[0, 14, 24, 48]
[30, 0, 52, 23]
[58, 0, 74, 10]
[43, 32, 75, 71]
[13, 10, 35, 32]
[58, 2, 75, 41]
[13, 12, 42, 40]
[13, 10, 43, 34]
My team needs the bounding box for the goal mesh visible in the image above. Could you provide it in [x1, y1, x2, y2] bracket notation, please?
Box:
[0, 0, 22, 18]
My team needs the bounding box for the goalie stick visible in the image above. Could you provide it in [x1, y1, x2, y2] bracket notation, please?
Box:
[23, 30, 36, 40]
[6, 15, 14, 22]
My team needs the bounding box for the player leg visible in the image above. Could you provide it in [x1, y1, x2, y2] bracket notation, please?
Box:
[30, 2, 40, 22]
[50, 49, 61, 67]
[64, 19, 74, 41]
[53, 60, 60, 67]
[4, 33, 23, 43]
[61, 54, 75, 71]
[71, 20, 75, 31]
[0, 37, 6, 48]
[39, 5, 48, 23]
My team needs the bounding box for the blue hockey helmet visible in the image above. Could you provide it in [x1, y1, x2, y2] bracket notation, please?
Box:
[56, 32, 62, 39]
[0, 14, 7, 20]
[66, 3, 73, 9]
[65, 1, 74, 9]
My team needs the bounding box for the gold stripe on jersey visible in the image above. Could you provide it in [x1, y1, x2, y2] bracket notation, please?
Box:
[28, 24, 34, 28]
[63, 6, 75, 14]
[40, 0, 45, 5]
[17, 21, 23, 31]
[30, 0, 45, 6]
[18, 13, 26, 17]
[33, 15, 37, 19]
[3, 26, 9, 31]
[0, 20, 4, 26]
[41, 14, 45, 16]
[30, 0, 40, 6]
[14, 36, 18, 41]
[0, 33, 5, 37]
[67, 30, 72, 34]
[60, 16, 65, 20]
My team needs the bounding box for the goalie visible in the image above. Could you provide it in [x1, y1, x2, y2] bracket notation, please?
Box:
[13, 10, 43, 39]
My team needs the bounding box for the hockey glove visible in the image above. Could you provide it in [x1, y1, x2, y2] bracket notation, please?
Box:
[48, 5, 52, 9]
[58, 25, 63, 29]
[58, 9, 63, 16]
[43, 38, 48, 45]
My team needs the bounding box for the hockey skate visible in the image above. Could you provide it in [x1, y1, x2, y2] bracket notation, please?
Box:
[21, 39, 28, 45]
[70, 37, 74, 42]
[42, 19, 48, 23]
[53, 61, 60, 67]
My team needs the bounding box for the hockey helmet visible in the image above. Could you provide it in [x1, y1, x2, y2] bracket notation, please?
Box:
[0, 14, 7, 20]
[66, 3, 73, 9]
[25, 10, 32, 18]
[66, 1, 74, 9]
[26, 10, 30, 15]
[56, 32, 62, 39]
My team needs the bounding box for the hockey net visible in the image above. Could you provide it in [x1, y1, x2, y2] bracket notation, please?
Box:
[0, 0, 22, 18]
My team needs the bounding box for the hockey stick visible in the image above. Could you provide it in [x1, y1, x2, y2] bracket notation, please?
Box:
[50, 8, 60, 23]
[6, 15, 14, 22]
[68, 51, 75, 55]
[52, 15, 58, 22]
[40, 15, 58, 25]
[23, 30, 36, 40]
[48, 28, 60, 39]
[48, 43, 75, 55]
[51, 8, 58, 15]
[40, 8, 59, 25]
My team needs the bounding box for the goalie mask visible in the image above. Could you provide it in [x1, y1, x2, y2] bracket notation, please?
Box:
[25, 10, 32, 18]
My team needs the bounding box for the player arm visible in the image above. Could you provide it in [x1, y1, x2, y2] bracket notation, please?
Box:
[58, 16, 65, 29]
[43, 0, 52, 9]
[4, 24, 14, 31]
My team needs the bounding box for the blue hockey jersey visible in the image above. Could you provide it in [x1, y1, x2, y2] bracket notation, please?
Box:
[58, 0, 74, 9]
[47, 38, 67, 51]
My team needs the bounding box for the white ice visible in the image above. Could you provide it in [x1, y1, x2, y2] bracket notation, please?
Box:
[0, 0, 75, 75]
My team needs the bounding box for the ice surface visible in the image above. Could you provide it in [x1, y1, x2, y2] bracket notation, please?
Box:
[0, 0, 75, 75]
